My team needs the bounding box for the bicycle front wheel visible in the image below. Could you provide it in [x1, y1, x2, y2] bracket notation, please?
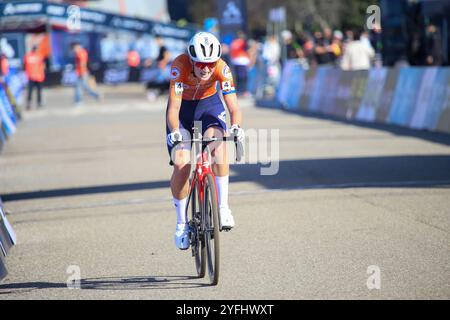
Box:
[189, 180, 205, 278]
[203, 173, 220, 285]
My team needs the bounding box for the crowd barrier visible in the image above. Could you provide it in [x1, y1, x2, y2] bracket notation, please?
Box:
[0, 197, 16, 281]
[0, 69, 27, 150]
[0, 70, 24, 281]
[256, 62, 450, 134]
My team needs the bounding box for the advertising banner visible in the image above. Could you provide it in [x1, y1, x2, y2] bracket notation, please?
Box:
[436, 69, 450, 133]
[357, 68, 388, 122]
[0, 247, 7, 280]
[388, 67, 425, 126]
[376, 67, 400, 122]
[0, 1, 196, 40]
[298, 68, 317, 112]
[256, 65, 450, 134]
[334, 70, 354, 118]
[308, 66, 331, 112]
[0, 87, 16, 136]
[321, 68, 341, 115]
[103, 67, 130, 85]
[216, 0, 247, 43]
[410, 68, 439, 129]
[277, 61, 305, 110]
[346, 70, 368, 120]
[0, 203, 16, 246]
[422, 68, 449, 130]
[0, 215, 12, 255]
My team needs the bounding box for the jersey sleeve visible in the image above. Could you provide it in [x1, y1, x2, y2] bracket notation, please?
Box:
[169, 55, 188, 100]
[216, 59, 236, 95]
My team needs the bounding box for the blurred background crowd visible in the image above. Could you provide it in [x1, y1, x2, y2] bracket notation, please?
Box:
[0, 0, 449, 105]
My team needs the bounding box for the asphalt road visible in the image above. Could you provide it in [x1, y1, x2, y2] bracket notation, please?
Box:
[0, 85, 449, 299]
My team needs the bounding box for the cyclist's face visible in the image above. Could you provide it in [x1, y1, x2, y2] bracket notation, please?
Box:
[193, 61, 216, 80]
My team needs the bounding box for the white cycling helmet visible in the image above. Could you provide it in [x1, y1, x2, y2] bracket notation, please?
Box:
[188, 32, 221, 63]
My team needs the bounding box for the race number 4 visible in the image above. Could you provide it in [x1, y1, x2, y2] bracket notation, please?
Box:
[222, 81, 234, 93]
[174, 82, 184, 96]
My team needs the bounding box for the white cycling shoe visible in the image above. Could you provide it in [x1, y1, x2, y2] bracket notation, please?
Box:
[174, 223, 190, 250]
[219, 207, 235, 230]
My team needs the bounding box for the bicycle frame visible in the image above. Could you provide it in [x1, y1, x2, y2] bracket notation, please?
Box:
[174, 127, 241, 284]
[189, 134, 217, 218]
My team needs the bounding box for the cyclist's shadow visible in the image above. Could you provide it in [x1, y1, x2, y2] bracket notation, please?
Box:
[0, 275, 210, 294]
[79, 275, 210, 290]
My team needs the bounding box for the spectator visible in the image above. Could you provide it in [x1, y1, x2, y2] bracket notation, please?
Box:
[360, 31, 373, 50]
[369, 23, 383, 67]
[301, 34, 316, 66]
[281, 30, 300, 62]
[328, 30, 343, 65]
[220, 43, 231, 66]
[314, 31, 331, 65]
[146, 37, 171, 101]
[230, 31, 250, 95]
[262, 35, 281, 95]
[127, 47, 140, 82]
[297, 47, 310, 70]
[0, 51, 8, 84]
[71, 42, 101, 105]
[24, 45, 45, 109]
[246, 38, 261, 94]
[340, 30, 375, 70]
[425, 24, 443, 66]
[344, 30, 354, 44]
[127, 48, 140, 68]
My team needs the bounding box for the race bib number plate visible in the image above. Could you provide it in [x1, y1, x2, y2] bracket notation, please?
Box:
[174, 82, 184, 96]
[222, 81, 235, 93]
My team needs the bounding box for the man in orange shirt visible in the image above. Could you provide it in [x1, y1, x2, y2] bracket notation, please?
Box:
[230, 31, 250, 95]
[127, 48, 140, 82]
[0, 52, 8, 84]
[71, 42, 100, 105]
[24, 46, 45, 109]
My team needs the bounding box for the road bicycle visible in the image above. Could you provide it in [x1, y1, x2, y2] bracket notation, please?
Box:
[173, 125, 243, 285]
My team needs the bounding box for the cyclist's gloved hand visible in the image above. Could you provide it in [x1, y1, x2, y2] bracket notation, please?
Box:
[167, 130, 182, 147]
[230, 124, 245, 142]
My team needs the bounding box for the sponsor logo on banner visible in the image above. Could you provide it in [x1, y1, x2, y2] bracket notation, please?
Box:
[222, 1, 243, 25]
[170, 67, 180, 80]
[3, 2, 43, 15]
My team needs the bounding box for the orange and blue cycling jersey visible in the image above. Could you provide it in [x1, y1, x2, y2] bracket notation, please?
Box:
[169, 53, 236, 101]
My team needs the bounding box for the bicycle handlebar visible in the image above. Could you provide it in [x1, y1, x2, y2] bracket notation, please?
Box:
[172, 134, 244, 162]
[173, 136, 237, 146]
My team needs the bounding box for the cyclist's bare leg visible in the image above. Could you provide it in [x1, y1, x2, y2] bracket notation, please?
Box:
[204, 126, 233, 223]
[170, 149, 191, 200]
[171, 149, 191, 248]
[203, 126, 228, 176]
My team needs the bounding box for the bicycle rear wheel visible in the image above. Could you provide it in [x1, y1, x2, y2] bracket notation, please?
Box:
[188, 180, 205, 278]
[203, 173, 220, 285]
